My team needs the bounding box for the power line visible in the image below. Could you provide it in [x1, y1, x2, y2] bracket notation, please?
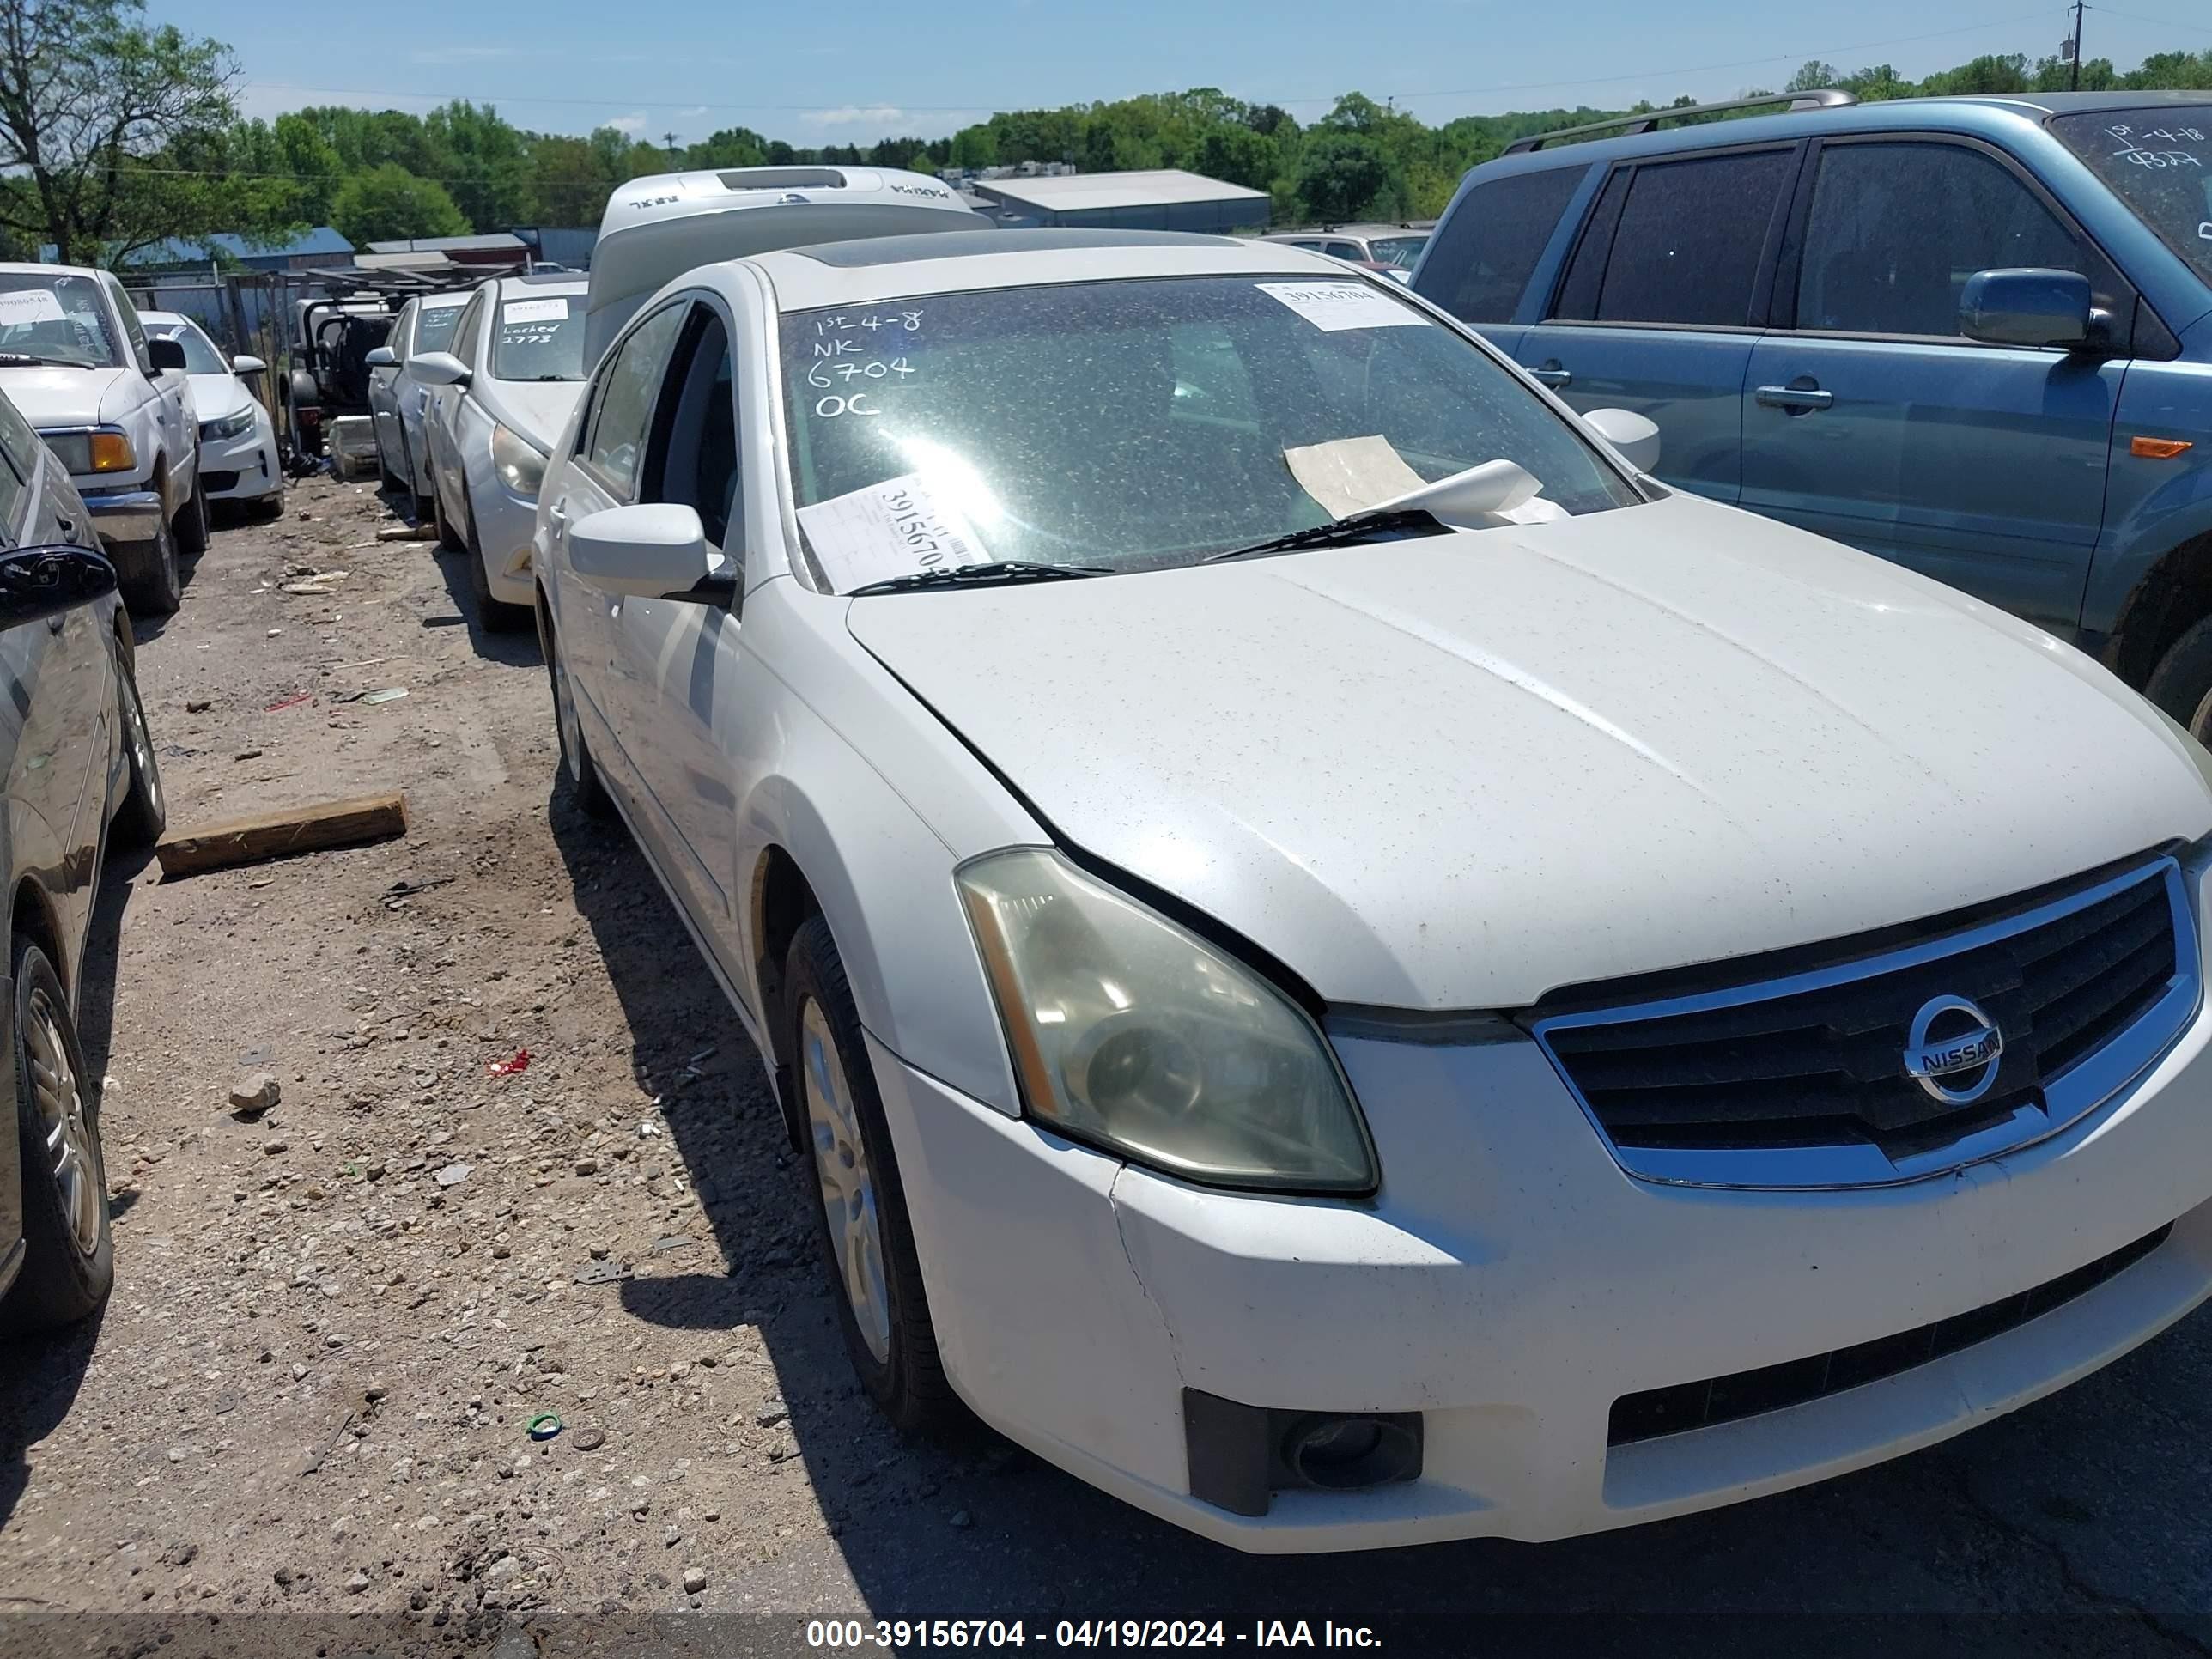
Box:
[2084, 3, 2212, 40]
[238, 10, 2068, 121]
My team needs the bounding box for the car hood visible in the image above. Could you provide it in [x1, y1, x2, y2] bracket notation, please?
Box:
[0, 364, 135, 429]
[477, 378, 586, 452]
[847, 492, 2212, 1009]
[187, 372, 247, 422]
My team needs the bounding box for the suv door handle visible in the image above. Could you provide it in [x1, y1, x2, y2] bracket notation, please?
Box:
[1529, 364, 1571, 388]
[1756, 383, 1835, 412]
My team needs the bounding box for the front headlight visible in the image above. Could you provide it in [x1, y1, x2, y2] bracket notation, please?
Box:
[200, 406, 255, 441]
[958, 848, 1378, 1193]
[491, 423, 547, 498]
[40, 427, 134, 475]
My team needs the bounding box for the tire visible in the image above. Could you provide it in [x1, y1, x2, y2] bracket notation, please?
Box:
[783, 915, 957, 1436]
[2147, 617, 2212, 741]
[174, 465, 209, 557]
[254, 485, 286, 522]
[111, 644, 165, 846]
[431, 479, 465, 551]
[464, 493, 530, 633]
[400, 434, 431, 522]
[112, 511, 180, 617]
[1, 938, 112, 1330]
[540, 605, 612, 821]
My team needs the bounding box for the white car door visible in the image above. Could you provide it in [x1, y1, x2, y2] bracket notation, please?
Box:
[544, 298, 692, 804]
[370, 300, 413, 467]
[427, 289, 489, 521]
[105, 277, 191, 483]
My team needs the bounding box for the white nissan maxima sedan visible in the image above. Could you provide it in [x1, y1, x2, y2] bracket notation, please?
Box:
[532, 228, 2212, 1553]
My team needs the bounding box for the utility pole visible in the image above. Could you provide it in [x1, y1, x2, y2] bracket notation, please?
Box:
[2069, 0, 2084, 91]
[663, 131, 680, 162]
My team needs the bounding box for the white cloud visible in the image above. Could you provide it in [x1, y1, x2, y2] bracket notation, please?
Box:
[802, 104, 906, 129]
[407, 46, 526, 65]
[606, 113, 649, 134]
[680, 106, 708, 118]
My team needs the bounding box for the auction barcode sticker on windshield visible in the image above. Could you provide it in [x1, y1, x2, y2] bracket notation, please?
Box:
[502, 297, 569, 324]
[1256, 280, 1428, 332]
[797, 472, 987, 592]
[0, 290, 66, 326]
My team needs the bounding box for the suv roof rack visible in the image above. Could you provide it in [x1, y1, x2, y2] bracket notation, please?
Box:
[1504, 88, 1857, 155]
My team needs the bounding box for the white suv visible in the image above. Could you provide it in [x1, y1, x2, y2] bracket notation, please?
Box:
[0, 264, 204, 613]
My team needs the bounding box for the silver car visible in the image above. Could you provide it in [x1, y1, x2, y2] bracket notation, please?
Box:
[365, 292, 468, 518]
[0, 383, 164, 1328]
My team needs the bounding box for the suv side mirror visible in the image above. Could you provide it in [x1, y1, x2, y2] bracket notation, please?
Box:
[0, 544, 116, 629]
[1960, 268, 2096, 350]
[362, 346, 397, 369]
[147, 337, 187, 372]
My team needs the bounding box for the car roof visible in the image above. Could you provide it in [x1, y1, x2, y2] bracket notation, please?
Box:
[1265, 225, 1429, 240]
[0, 261, 98, 279]
[745, 228, 1365, 310]
[1477, 88, 2212, 177]
[492, 274, 586, 297]
[137, 310, 196, 328]
[420, 290, 471, 307]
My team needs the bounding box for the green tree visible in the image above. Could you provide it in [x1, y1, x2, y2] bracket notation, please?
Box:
[1193, 122, 1277, 191]
[424, 100, 532, 230]
[330, 162, 467, 245]
[1294, 130, 1398, 222]
[0, 0, 239, 264]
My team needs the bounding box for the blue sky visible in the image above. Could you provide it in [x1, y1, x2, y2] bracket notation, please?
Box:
[167, 0, 2211, 144]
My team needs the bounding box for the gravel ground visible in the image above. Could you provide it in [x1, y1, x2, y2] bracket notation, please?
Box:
[2, 474, 2211, 1654]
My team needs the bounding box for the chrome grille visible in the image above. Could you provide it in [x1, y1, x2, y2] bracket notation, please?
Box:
[1529, 856, 2199, 1188]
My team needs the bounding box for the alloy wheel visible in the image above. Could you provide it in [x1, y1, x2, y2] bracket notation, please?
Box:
[801, 997, 891, 1364]
[119, 667, 161, 823]
[27, 985, 100, 1257]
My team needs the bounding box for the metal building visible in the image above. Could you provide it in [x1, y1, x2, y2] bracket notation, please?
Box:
[963, 170, 1270, 234]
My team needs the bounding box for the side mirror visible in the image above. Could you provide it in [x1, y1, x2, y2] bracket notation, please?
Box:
[362, 346, 397, 370]
[568, 504, 714, 600]
[0, 544, 116, 629]
[407, 350, 471, 388]
[231, 354, 266, 375]
[1583, 406, 1662, 473]
[1960, 268, 2095, 350]
[147, 337, 187, 372]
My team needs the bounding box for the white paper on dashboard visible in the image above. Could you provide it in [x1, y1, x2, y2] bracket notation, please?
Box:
[502, 296, 569, 324]
[797, 471, 988, 592]
[1283, 434, 1428, 518]
[1255, 280, 1429, 332]
[0, 290, 67, 325]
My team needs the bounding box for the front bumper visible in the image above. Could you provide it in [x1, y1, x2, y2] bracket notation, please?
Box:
[471, 478, 537, 606]
[79, 487, 164, 544]
[872, 939, 2212, 1552]
[201, 428, 277, 501]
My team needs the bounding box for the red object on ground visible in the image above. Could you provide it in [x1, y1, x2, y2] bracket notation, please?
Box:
[266, 692, 311, 712]
[488, 1050, 531, 1077]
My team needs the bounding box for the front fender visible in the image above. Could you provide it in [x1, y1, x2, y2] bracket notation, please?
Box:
[2080, 359, 2212, 661]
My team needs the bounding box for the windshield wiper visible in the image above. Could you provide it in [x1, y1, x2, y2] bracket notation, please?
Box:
[1204, 506, 1443, 564]
[847, 559, 1110, 597]
[0, 351, 91, 369]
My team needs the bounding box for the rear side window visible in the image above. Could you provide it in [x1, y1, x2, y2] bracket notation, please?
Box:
[1595, 150, 1796, 327]
[1795, 141, 2099, 338]
[1417, 166, 1583, 323]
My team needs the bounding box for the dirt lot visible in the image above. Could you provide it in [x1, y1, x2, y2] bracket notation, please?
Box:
[3, 475, 2212, 1653]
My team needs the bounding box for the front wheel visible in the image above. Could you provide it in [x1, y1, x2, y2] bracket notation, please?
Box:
[784, 915, 957, 1436]
[2148, 617, 2212, 742]
[464, 494, 530, 633]
[111, 647, 165, 846]
[174, 464, 209, 556]
[1, 939, 112, 1330]
[431, 479, 465, 552]
[541, 606, 611, 821]
[113, 512, 180, 617]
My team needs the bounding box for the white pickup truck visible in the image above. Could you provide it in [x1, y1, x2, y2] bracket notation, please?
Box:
[0, 264, 205, 614]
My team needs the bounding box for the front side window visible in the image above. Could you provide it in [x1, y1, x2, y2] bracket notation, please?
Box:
[490, 289, 587, 381]
[106, 279, 150, 370]
[780, 274, 1638, 592]
[0, 273, 121, 368]
[639, 308, 740, 551]
[1366, 235, 1428, 270]
[1796, 141, 2093, 337]
[1416, 166, 1583, 324]
[145, 320, 228, 375]
[2051, 107, 2212, 287]
[1595, 149, 1796, 327]
[586, 302, 689, 498]
[453, 289, 489, 366]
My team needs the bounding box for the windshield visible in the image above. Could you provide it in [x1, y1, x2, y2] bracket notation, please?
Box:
[490, 290, 586, 380]
[781, 274, 1637, 592]
[2051, 108, 2212, 285]
[0, 272, 120, 368]
[1366, 235, 1428, 270]
[148, 321, 228, 375]
[415, 302, 465, 355]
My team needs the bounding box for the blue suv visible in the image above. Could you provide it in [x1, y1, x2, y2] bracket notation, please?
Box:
[1414, 91, 2212, 731]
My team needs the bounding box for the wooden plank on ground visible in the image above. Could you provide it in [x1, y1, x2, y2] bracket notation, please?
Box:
[155, 792, 407, 879]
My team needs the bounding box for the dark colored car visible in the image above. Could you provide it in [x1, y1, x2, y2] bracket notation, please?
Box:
[0, 385, 164, 1328]
[1413, 90, 2212, 732]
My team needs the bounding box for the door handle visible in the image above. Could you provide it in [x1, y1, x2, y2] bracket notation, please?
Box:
[1755, 384, 1835, 412]
[1529, 365, 1571, 388]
